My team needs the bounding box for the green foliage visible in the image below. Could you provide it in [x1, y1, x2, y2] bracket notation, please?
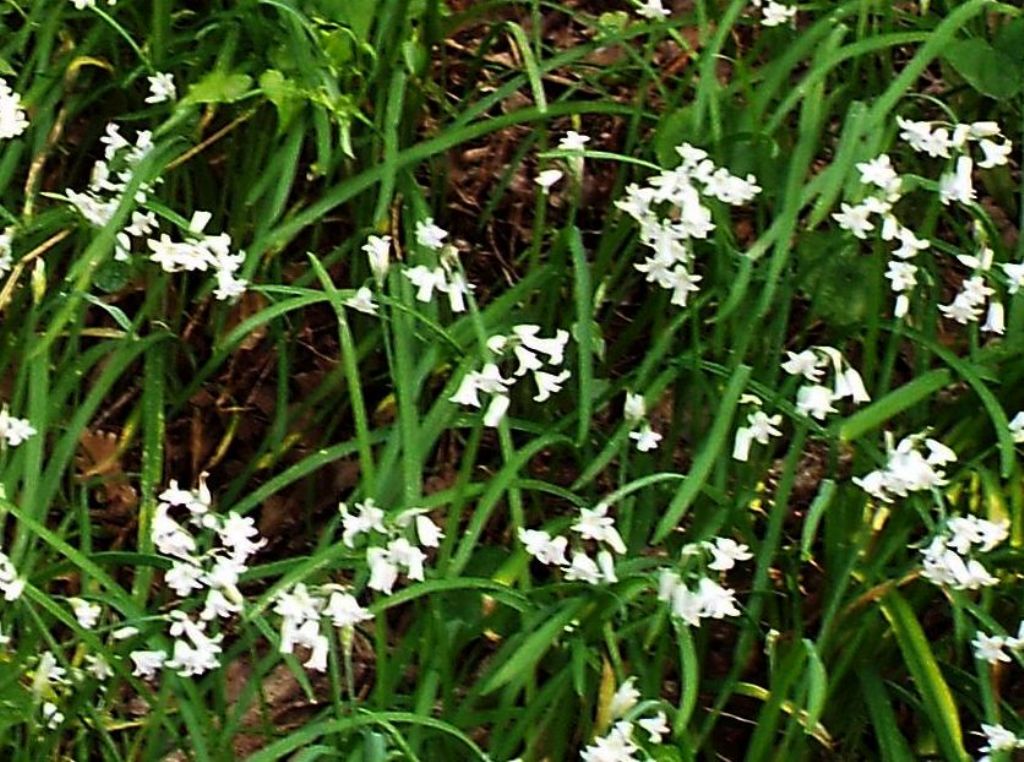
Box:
[0, 0, 1020, 760]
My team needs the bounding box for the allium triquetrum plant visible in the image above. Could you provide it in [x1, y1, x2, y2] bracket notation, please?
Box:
[0, 1, 1023, 760]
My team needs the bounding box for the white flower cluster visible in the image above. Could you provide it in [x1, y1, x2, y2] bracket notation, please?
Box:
[29, 636, 119, 730]
[273, 583, 372, 672]
[147, 211, 247, 301]
[975, 723, 1024, 762]
[853, 431, 956, 502]
[972, 621, 1024, 665]
[749, 0, 797, 27]
[834, 118, 1012, 327]
[615, 143, 760, 308]
[403, 219, 472, 312]
[657, 537, 752, 627]
[0, 78, 28, 141]
[623, 391, 662, 452]
[580, 678, 670, 761]
[70, 0, 117, 8]
[450, 325, 571, 427]
[66, 123, 155, 231]
[0, 404, 36, 448]
[339, 499, 444, 596]
[520, 503, 627, 586]
[732, 394, 782, 462]
[781, 345, 870, 420]
[66, 124, 247, 301]
[129, 475, 265, 679]
[920, 514, 1007, 591]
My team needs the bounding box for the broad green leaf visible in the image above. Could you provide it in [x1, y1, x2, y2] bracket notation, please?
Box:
[183, 71, 254, 106]
[259, 69, 302, 129]
[943, 38, 1023, 99]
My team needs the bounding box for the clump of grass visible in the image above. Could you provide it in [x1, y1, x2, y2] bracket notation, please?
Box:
[0, 1, 1022, 760]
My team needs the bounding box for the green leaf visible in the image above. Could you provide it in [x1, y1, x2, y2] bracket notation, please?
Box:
[942, 38, 1023, 99]
[183, 71, 254, 106]
[479, 601, 584, 695]
[259, 69, 302, 129]
[653, 364, 752, 542]
[835, 369, 952, 443]
[880, 592, 968, 762]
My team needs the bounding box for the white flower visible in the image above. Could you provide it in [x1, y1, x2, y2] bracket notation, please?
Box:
[563, 552, 602, 584]
[732, 409, 782, 462]
[450, 371, 483, 408]
[581, 721, 641, 762]
[892, 227, 929, 259]
[362, 234, 391, 283]
[972, 633, 1010, 665]
[483, 393, 511, 427]
[415, 218, 448, 250]
[339, 499, 387, 548]
[706, 538, 753, 571]
[389, 537, 426, 581]
[636, 0, 670, 19]
[981, 301, 1005, 335]
[0, 405, 36, 447]
[702, 169, 761, 205]
[609, 678, 640, 719]
[41, 702, 64, 729]
[572, 504, 627, 554]
[440, 270, 472, 313]
[218, 512, 265, 560]
[0, 228, 12, 275]
[411, 514, 444, 548]
[518, 528, 568, 566]
[761, 2, 797, 27]
[404, 265, 447, 302]
[130, 650, 166, 678]
[671, 584, 704, 627]
[535, 169, 564, 193]
[0, 79, 28, 141]
[624, 392, 646, 426]
[695, 577, 740, 619]
[165, 561, 205, 597]
[639, 712, 669, 744]
[938, 155, 975, 205]
[533, 369, 571, 402]
[201, 588, 241, 621]
[85, 654, 113, 681]
[795, 384, 836, 420]
[512, 325, 570, 366]
[834, 367, 871, 404]
[1010, 411, 1024, 443]
[68, 598, 101, 629]
[977, 723, 1021, 756]
[856, 154, 900, 193]
[665, 266, 703, 306]
[885, 261, 918, 292]
[1003, 262, 1024, 294]
[558, 131, 590, 151]
[145, 72, 176, 104]
[629, 423, 662, 452]
[833, 202, 876, 239]
[325, 590, 373, 629]
[781, 349, 824, 381]
[344, 286, 378, 316]
[977, 138, 1012, 169]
